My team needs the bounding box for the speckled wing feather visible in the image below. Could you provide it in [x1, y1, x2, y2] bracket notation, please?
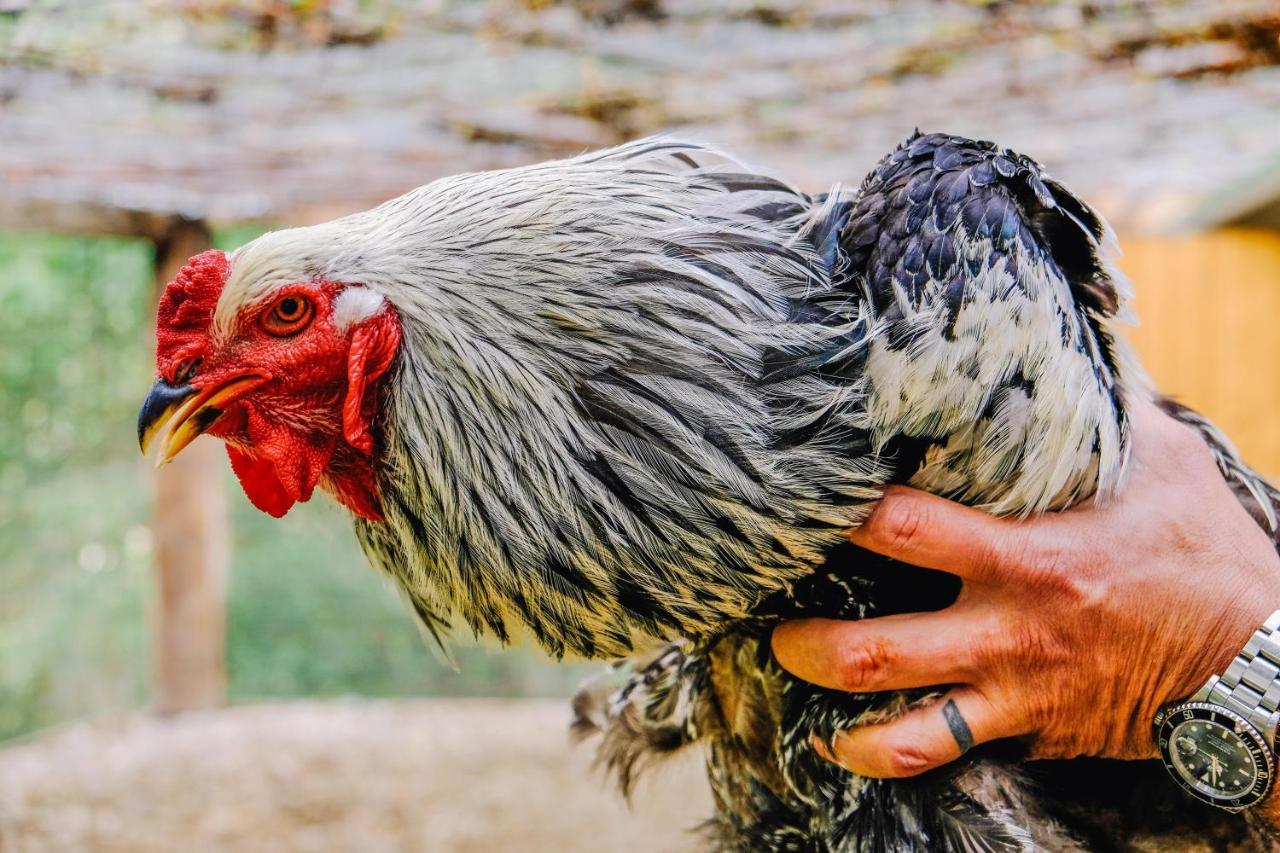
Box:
[839, 132, 1132, 517]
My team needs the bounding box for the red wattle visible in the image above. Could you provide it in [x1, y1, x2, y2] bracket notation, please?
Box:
[261, 431, 335, 505]
[223, 406, 338, 517]
[227, 445, 297, 518]
[156, 268, 401, 523]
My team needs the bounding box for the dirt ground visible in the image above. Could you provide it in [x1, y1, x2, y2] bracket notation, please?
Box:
[0, 699, 713, 853]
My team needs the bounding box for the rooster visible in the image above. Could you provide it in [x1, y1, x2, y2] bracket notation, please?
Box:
[137, 133, 1279, 851]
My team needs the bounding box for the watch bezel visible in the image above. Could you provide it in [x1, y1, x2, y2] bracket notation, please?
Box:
[1157, 701, 1275, 811]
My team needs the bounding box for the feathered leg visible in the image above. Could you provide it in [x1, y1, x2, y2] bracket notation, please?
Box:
[572, 640, 711, 796]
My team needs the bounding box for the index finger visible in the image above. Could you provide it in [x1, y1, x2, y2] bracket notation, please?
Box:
[771, 607, 983, 693]
[851, 486, 1027, 583]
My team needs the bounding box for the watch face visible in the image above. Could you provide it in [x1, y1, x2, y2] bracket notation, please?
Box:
[1158, 703, 1274, 809]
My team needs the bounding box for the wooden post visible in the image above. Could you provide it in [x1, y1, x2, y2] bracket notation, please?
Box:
[149, 218, 230, 714]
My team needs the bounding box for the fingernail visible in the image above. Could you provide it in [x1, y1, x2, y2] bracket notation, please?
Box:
[816, 732, 877, 777]
[812, 734, 861, 774]
[851, 490, 895, 532]
[811, 734, 837, 763]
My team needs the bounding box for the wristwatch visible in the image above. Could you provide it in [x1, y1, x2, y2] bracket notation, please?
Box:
[1154, 609, 1280, 812]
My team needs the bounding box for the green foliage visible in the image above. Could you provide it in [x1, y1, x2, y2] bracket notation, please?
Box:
[0, 234, 153, 485]
[0, 459, 152, 741]
[0, 232, 592, 743]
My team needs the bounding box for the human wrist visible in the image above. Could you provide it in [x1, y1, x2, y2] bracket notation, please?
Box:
[1157, 538, 1280, 706]
[1171, 595, 1279, 705]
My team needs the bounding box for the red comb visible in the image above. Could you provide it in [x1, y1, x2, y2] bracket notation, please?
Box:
[155, 249, 228, 375]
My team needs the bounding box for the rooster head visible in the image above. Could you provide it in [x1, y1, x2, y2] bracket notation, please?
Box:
[137, 246, 400, 521]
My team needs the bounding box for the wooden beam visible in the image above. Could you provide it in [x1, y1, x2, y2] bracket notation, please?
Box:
[0, 193, 182, 241]
[148, 218, 230, 714]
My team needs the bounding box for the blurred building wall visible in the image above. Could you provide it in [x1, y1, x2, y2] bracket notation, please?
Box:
[1120, 228, 1280, 478]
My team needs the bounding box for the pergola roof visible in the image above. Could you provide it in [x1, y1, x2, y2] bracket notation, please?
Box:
[2, 0, 1279, 237]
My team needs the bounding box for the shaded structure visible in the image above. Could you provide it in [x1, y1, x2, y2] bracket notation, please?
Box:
[2, 0, 1279, 710]
[4, 0, 1279, 230]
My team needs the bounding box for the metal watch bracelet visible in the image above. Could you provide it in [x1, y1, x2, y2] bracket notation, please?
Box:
[1193, 609, 1280, 747]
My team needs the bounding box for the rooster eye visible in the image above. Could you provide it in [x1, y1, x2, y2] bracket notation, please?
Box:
[261, 294, 314, 336]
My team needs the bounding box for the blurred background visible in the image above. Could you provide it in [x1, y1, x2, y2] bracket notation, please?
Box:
[1, 0, 1279, 850]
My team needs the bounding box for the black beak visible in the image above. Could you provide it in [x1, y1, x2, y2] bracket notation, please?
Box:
[137, 378, 195, 454]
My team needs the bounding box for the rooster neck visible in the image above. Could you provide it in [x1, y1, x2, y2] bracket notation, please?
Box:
[342, 163, 888, 657]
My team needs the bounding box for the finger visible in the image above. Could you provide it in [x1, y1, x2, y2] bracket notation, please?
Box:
[851, 486, 1030, 583]
[772, 610, 985, 693]
[818, 688, 1006, 778]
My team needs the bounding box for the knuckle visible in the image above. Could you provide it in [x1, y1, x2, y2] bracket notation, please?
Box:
[878, 739, 940, 777]
[978, 529, 1056, 584]
[975, 536, 1017, 581]
[873, 498, 930, 556]
[1018, 544, 1096, 602]
[834, 639, 893, 693]
[958, 632, 996, 676]
[1023, 692, 1059, 732]
[970, 688, 1003, 727]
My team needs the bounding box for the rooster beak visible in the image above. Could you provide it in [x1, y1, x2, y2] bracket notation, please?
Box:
[138, 379, 195, 457]
[137, 373, 269, 465]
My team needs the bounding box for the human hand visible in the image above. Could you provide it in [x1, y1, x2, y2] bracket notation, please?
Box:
[772, 399, 1280, 785]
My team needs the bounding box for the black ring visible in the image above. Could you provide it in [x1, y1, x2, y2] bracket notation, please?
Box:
[943, 698, 975, 755]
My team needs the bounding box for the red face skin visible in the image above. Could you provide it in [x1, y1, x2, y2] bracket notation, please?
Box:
[153, 250, 400, 521]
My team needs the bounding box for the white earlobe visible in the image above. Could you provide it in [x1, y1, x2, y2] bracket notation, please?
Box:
[332, 286, 386, 331]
